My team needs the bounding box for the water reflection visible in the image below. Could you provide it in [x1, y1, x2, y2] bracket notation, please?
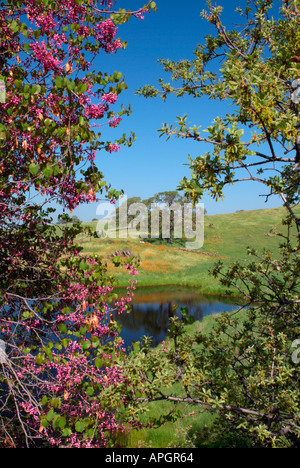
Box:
[114, 286, 239, 350]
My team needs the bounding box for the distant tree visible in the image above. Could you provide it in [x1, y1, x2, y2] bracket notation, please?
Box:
[56, 218, 67, 225]
[113, 196, 143, 230]
[143, 191, 185, 244]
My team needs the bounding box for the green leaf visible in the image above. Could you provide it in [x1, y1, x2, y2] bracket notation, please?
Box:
[61, 338, 70, 348]
[58, 323, 67, 334]
[46, 409, 55, 422]
[79, 260, 88, 270]
[34, 29, 41, 39]
[91, 337, 100, 348]
[29, 163, 39, 175]
[35, 353, 45, 365]
[31, 84, 41, 95]
[14, 79, 22, 89]
[79, 116, 85, 126]
[86, 387, 94, 396]
[55, 77, 63, 89]
[62, 428, 72, 437]
[77, 82, 88, 94]
[41, 395, 48, 406]
[43, 166, 53, 178]
[50, 398, 61, 409]
[67, 79, 75, 91]
[44, 118, 52, 127]
[112, 256, 121, 266]
[95, 357, 103, 368]
[113, 71, 123, 82]
[10, 20, 19, 33]
[116, 81, 127, 93]
[57, 416, 66, 429]
[81, 339, 91, 350]
[41, 418, 50, 429]
[75, 421, 85, 433]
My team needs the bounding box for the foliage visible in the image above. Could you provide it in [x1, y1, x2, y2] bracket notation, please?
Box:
[136, 0, 300, 447]
[121, 230, 300, 448]
[0, 0, 156, 448]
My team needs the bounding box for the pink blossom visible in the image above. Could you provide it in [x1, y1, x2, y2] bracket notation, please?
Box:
[106, 143, 120, 153]
[109, 116, 122, 128]
[101, 92, 118, 104]
[31, 41, 63, 74]
[84, 103, 106, 119]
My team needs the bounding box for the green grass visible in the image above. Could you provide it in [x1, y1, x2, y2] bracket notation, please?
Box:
[77, 206, 300, 294]
[123, 401, 215, 449]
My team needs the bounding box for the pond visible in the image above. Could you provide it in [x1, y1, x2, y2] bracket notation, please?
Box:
[114, 286, 240, 350]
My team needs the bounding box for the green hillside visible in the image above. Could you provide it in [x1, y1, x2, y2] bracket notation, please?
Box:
[78, 205, 300, 295]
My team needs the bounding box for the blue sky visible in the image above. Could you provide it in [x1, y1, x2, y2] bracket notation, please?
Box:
[72, 0, 284, 221]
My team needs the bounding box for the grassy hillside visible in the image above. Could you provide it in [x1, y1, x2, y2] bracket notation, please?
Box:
[78, 206, 299, 294]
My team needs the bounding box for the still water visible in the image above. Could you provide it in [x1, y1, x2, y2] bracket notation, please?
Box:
[114, 286, 239, 350]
